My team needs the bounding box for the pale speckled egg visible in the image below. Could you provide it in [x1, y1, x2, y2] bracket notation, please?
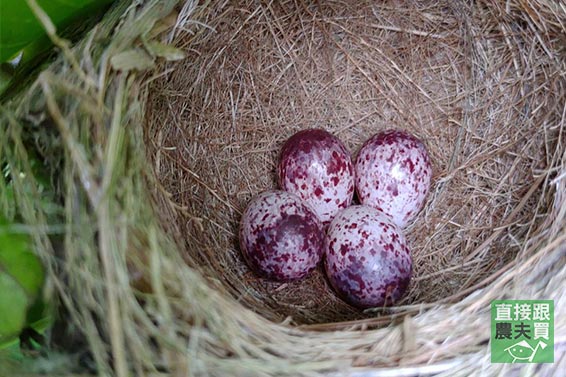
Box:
[278, 129, 355, 228]
[355, 129, 432, 228]
[239, 190, 325, 281]
[325, 205, 412, 308]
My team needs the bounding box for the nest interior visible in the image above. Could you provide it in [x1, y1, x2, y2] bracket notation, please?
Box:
[145, 0, 563, 325]
[2, 0, 565, 375]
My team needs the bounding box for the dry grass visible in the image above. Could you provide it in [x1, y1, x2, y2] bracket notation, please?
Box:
[1, 0, 565, 375]
[146, 0, 563, 325]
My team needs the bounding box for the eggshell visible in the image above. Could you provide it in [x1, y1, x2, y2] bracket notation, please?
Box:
[355, 129, 432, 228]
[278, 129, 355, 227]
[325, 205, 412, 308]
[239, 190, 324, 281]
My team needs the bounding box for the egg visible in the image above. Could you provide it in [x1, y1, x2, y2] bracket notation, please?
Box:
[325, 205, 412, 308]
[355, 129, 432, 228]
[239, 190, 325, 281]
[278, 129, 355, 227]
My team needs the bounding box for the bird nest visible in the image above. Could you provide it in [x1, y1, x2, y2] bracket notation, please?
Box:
[2, 0, 565, 375]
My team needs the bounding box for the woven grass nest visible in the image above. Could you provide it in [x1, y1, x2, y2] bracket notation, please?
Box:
[2, 0, 565, 375]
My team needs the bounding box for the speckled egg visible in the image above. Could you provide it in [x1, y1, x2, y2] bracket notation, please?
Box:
[239, 190, 325, 281]
[355, 129, 432, 228]
[325, 205, 412, 308]
[278, 129, 355, 227]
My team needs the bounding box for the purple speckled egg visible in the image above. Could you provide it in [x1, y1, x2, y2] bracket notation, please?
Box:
[278, 129, 355, 227]
[325, 205, 412, 308]
[239, 190, 325, 281]
[355, 129, 432, 228]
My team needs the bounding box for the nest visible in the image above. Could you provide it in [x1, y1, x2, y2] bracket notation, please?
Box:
[1, 0, 565, 375]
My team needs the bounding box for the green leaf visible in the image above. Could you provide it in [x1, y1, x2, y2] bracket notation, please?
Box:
[0, 236, 44, 298]
[0, 273, 29, 345]
[26, 296, 52, 332]
[0, 219, 45, 298]
[0, 216, 49, 349]
[0, 0, 116, 62]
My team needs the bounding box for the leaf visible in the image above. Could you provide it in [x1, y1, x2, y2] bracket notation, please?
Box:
[0, 69, 13, 96]
[0, 0, 116, 62]
[0, 216, 48, 349]
[144, 41, 186, 61]
[26, 296, 52, 332]
[110, 49, 155, 72]
[0, 222, 45, 298]
[0, 273, 29, 345]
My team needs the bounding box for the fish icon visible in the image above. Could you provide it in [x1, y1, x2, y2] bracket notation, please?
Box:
[504, 340, 547, 362]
